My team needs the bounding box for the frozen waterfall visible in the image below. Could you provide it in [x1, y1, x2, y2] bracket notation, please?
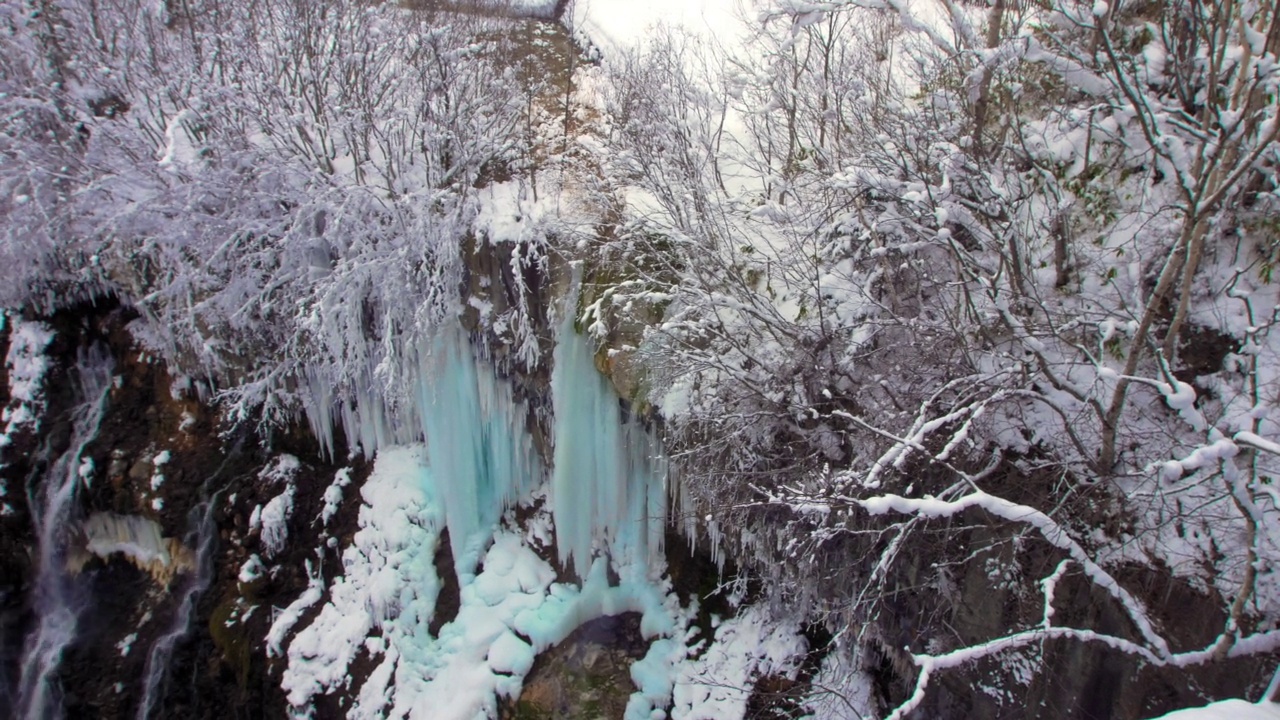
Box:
[301, 330, 541, 572]
[300, 320, 668, 577]
[550, 309, 667, 579]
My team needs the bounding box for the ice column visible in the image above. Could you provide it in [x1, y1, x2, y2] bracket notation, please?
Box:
[418, 331, 541, 573]
[298, 310, 666, 579]
[300, 329, 541, 573]
[550, 301, 667, 579]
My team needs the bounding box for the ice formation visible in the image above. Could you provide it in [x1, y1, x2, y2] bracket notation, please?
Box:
[276, 313, 708, 715]
[300, 330, 541, 572]
[550, 304, 667, 579]
[70, 512, 195, 586]
[298, 318, 668, 577]
[280, 440, 822, 719]
[281, 445, 694, 720]
[419, 333, 542, 572]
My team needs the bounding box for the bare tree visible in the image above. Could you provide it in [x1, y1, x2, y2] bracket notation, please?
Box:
[579, 0, 1280, 714]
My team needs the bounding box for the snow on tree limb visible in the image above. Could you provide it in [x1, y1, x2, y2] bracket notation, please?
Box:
[851, 490, 1173, 657]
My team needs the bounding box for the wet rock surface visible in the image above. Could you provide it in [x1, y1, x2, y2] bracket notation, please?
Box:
[503, 613, 649, 720]
[0, 305, 366, 718]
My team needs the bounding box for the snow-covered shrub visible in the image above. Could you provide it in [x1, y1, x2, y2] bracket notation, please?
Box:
[0, 0, 535, 428]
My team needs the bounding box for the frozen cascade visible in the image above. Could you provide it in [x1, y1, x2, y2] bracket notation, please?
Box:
[301, 330, 541, 572]
[299, 312, 670, 577]
[281, 318, 685, 716]
[550, 305, 667, 579]
[418, 333, 542, 572]
[17, 343, 114, 720]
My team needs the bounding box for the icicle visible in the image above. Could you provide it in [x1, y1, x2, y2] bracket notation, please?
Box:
[418, 330, 541, 574]
[550, 280, 667, 579]
[70, 512, 200, 585]
[295, 299, 669, 579]
[295, 325, 542, 575]
[300, 366, 339, 460]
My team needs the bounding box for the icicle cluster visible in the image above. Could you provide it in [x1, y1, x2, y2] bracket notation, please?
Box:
[550, 301, 667, 579]
[299, 314, 670, 577]
[300, 330, 542, 571]
[69, 512, 195, 586]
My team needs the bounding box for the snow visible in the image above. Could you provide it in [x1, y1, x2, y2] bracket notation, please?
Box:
[260, 454, 301, 483]
[258, 485, 295, 559]
[238, 555, 265, 584]
[157, 109, 202, 170]
[3, 0, 1279, 711]
[255, 455, 300, 558]
[670, 604, 808, 719]
[149, 455, 166, 490]
[485, 631, 535, 676]
[1235, 431, 1280, 457]
[474, 182, 545, 246]
[266, 559, 325, 657]
[276, 440, 816, 720]
[281, 445, 442, 711]
[1160, 438, 1239, 481]
[318, 467, 352, 527]
[629, 638, 684, 718]
[5, 319, 55, 408]
[1149, 700, 1280, 720]
[1160, 380, 1207, 432]
[804, 651, 878, 719]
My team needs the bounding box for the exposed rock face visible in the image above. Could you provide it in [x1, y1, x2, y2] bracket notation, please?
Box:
[863, 509, 1272, 720]
[0, 304, 359, 718]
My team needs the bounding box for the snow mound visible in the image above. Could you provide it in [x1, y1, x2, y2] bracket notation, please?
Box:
[1150, 700, 1280, 720]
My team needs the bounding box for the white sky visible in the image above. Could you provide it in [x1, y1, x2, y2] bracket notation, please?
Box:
[570, 0, 757, 55]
